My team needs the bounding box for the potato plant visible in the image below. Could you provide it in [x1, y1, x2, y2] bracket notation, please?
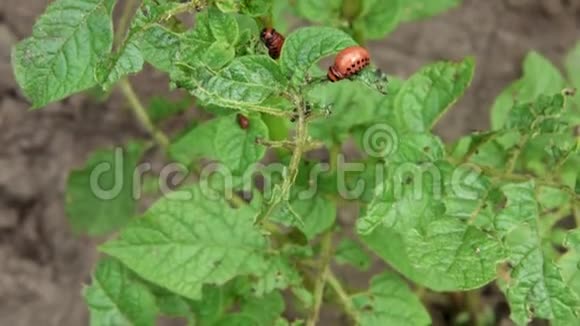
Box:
[10, 0, 580, 325]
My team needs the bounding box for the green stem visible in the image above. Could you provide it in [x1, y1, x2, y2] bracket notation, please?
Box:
[506, 134, 530, 174]
[261, 113, 290, 158]
[327, 270, 359, 324]
[119, 79, 170, 150]
[341, 0, 362, 20]
[574, 204, 580, 228]
[329, 144, 341, 173]
[465, 289, 481, 324]
[228, 192, 247, 208]
[256, 100, 309, 223]
[414, 286, 426, 300]
[115, 0, 139, 49]
[352, 28, 366, 46]
[551, 144, 577, 181]
[256, 15, 272, 29]
[341, 0, 365, 44]
[307, 231, 334, 326]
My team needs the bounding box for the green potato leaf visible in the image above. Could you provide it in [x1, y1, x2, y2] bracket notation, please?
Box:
[491, 52, 566, 129]
[558, 231, 580, 324]
[393, 57, 475, 132]
[307, 81, 385, 145]
[295, 0, 342, 25]
[354, 0, 401, 40]
[335, 238, 372, 271]
[505, 226, 580, 325]
[96, 39, 144, 91]
[101, 185, 278, 300]
[505, 94, 568, 133]
[65, 142, 145, 236]
[271, 187, 337, 239]
[12, 0, 115, 107]
[352, 272, 431, 325]
[250, 255, 303, 296]
[220, 291, 285, 326]
[215, 0, 273, 16]
[208, 7, 239, 45]
[497, 182, 580, 324]
[240, 0, 273, 17]
[174, 55, 288, 114]
[215, 0, 239, 13]
[84, 258, 158, 326]
[359, 159, 504, 291]
[272, 0, 294, 34]
[399, 0, 463, 22]
[140, 25, 181, 73]
[280, 27, 357, 85]
[96, 4, 183, 88]
[169, 113, 268, 175]
[177, 11, 214, 64]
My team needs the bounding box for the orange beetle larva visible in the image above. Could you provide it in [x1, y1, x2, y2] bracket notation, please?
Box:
[260, 28, 285, 60]
[327, 46, 371, 82]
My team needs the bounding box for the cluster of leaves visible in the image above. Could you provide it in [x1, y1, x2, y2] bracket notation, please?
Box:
[278, 0, 462, 39]
[10, 0, 580, 325]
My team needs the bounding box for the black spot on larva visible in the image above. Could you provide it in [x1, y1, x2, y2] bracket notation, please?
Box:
[352, 64, 356, 67]
[357, 60, 361, 64]
[347, 67, 351, 71]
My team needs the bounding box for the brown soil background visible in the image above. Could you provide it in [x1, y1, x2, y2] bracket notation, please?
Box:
[0, 0, 579, 325]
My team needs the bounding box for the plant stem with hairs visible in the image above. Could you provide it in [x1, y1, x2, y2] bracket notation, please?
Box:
[307, 231, 334, 326]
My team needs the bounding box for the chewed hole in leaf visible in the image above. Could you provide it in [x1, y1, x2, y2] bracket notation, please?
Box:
[362, 305, 373, 312]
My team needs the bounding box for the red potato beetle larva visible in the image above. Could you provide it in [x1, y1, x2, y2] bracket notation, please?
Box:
[327, 46, 371, 82]
[260, 28, 285, 60]
[237, 114, 250, 129]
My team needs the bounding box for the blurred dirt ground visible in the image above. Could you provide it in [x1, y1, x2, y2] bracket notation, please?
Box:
[0, 0, 579, 325]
